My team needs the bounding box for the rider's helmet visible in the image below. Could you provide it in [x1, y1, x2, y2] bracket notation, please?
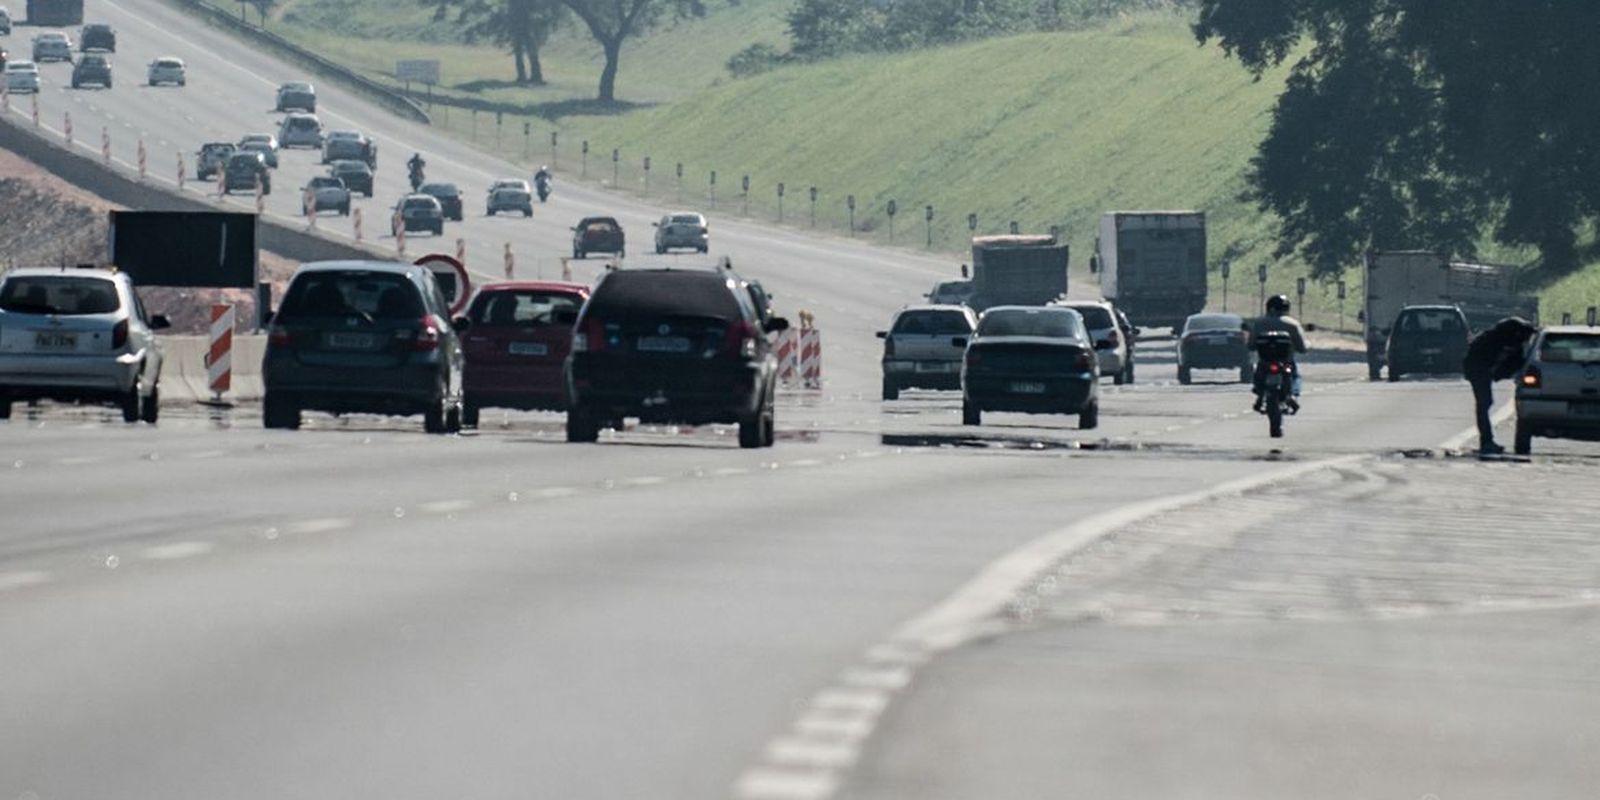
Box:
[540, 165, 549, 173]
[1266, 294, 1291, 315]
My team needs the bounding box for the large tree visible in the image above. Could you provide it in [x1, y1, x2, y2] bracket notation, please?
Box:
[1195, 0, 1600, 276]
[560, 0, 707, 102]
[432, 0, 563, 84]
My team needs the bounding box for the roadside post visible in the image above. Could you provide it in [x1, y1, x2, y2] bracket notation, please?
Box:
[968, 213, 978, 234]
[777, 182, 785, 223]
[1009, 220, 1019, 235]
[550, 131, 558, 169]
[611, 148, 619, 186]
[643, 156, 651, 194]
[676, 163, 684, 202]
[581, 140, 589, 178]
[887, 200, 897, 243]
[1221, 261, 1231, 312]
[455, 237, 466, 266]
[137, 139, 147, 180]
[495, 110, 503, 148]
[847, 195, 856, 236]
[522, 121, 531, 159]
[741, 175, 750, 216]
[709, 170, 717, 209]
[809, 187, 818, 228]
[1589, 307, 1598, 327]
[925, 205, 935, 248]
[1296, 277, 1307, 322]
[1337, 280, 1347, 332]
[1257, 263, 1268, 310]
[1561, 312, 1572, 325]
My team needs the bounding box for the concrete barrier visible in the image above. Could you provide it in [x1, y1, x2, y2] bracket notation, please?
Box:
[159, 335, 264, 404]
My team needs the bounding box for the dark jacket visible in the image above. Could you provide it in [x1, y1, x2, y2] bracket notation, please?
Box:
[1463, 317, 1538, 381]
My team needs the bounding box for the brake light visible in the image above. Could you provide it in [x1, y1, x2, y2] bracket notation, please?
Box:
[1521, 365, 1542, 389]
[267, 323, 292, 348]
[724, 320, 758, 359]
[1075, 351, 1094, 371]
[412, 318, 441, 351]
[1268, 362, 1283, 374]
[573, 319, 606, 353]
[111, 319, 128, 349]
[966, 349, 982, 368]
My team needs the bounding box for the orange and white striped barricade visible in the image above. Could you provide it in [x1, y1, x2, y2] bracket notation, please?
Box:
[352, 207, 364, 242]
[176, 151, 186, 190]
[1, 80, 9, 112]
[303, 186, 316, 227]
[63, 111, 72, 144]
[137, 139, 147, 180]
[217, 164, 227, 197]
[455, 237, 467, 265]
[31, 93, 39, 127]
[254, 175, 265, 215]
[101, 126, 111, 164]
[798, 315, 822, 390]
[560, 257, 571, 282]
[204, 304, 234, 401]
[503, 243, 513, 278]
[394, 214, 406, 255]
[775, 328, 800, 387]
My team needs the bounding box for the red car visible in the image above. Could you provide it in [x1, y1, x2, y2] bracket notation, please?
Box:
[461, 281, 590, 426]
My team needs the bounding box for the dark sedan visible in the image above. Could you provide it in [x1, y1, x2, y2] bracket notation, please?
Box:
[1177, 312, 1252, 384]
[961, 305, 1102, 429]
[420, 182, 464, 222]
[329, 160, 373, 197]
[572, 216, 625, 259]
[1385, 304, 1469, 381]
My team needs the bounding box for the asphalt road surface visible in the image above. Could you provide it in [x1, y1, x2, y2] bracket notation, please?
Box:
[4, 3, 1598, 798]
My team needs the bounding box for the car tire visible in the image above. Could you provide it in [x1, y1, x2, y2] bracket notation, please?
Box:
[262, 392, 301, 430]
[1368, 360, 1382, 382]
[340, 203, 350, 216]
[656, 246, 666, 255]
[699, 246, 709, 254]
[1387, 367, 1401, 382]
[1514, 423, 1533, 456]
[462, 399, 480, 428]
[121, 375, 143, 423]
[1079, 402, 1099, 430]
[882, 378, 899, 401]
[424, 399, 448, 434]
[1112, 370, 1124, 386]
[574, 249, 584, 260]
[1239, 364, 1252, 384]
[566, 404, 600, 443]
[71, 80, 79, 89]
[738, 405, 769, 449]
[523, 208, 532, 217]
[445, 403, 462, 434]
[178, 79, 186, 86]
[962, 400, 981, 426]
[0, 398, 11, 420]
[1178, 366, 1192, 385]
[106, 80, 112, 89]
[140, 383, 160, 424]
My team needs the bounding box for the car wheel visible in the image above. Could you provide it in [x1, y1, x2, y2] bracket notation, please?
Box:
[71, 81, 79, 89]
[1112, 370, 1124, 386]
[1124, 361, 1135, 385]
[738, 405, 767, 449]
[487, 208, 495, 217]
[574, 249, 584, 260]
[462, 398, 480, 428]
[1178, 366, 1191, 385]
[340, 203, 350, 216]
[761, 405, 776, 447]
[1514, 423, 1533, 456]
[1387, 367, 1401, 382]
[106, 80, 112, 89]
[699, 245, 709, 254]
[962, 400, 981, 426]
[424, 399, 448, 434]
[121, 375, 143, 423]
[566, 404, 600, 443]
[1367, 360, 1382, 382]
[262, 392, 301, 430]
[522, 208, 532, 217]
[881, 378, 899, 401]
[140, 383, 160, 424]
[178, 79, 186, 86]
[445, 403, 462, 434]
[0, 398, 11, 420]
[1238, 364, 1252, 384]
[656, 246, 666, 255]
[1079, 402, 1099, 430]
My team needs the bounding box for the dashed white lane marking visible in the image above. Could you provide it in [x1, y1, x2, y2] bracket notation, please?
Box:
[788, 459, 823, 468]
[286, 518, 352, 534]
[619, 476, 667, 487]
[711, 467, 749, 477]
[764, 738, 860, 769]
[56, 455, 106, 465]
[419, 499, 475, 514]
[139, 541, 215, 561]
[532, 487, 579, 499]
[0, 571, 54, 592]
[187, 449, 228, 460]
[810, 689, 889, 716]
[733, 768, 838, 800]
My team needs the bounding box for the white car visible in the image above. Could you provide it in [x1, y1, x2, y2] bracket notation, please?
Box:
[1054, 299, 1137, 384]
[4, 60, 41, 94]
[277, 112, 324, 149]
[32, 32, 73, 62]
[0, 267, 170, 422]
[1514, 325, 1600, 455]
[303, 175, 351, 216]
[147, 56, 187, 87]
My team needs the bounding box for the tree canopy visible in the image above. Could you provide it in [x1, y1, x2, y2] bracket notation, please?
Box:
[1195, 0, 1600, 276]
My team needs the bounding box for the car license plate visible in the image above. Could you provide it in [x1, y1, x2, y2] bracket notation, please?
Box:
[915, 362, 950, 373]
[33, 332, 77, 350]
[1420, 347, 1442, 355]
[637, 336, 691, 353]
[509, 341, 548, 356]
[1263, 373, 1285, 389]
[1009, 381, 1047, 394]
[1569, 402, 1600, 417]
[325, 332, 375, 349]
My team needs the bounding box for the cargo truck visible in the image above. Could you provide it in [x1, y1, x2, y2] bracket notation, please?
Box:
[1091, 211, 1208, 329]
[27, 0, 83, 26]
[1362, 250, 1540, 381]
[966, 234, 1068, 312]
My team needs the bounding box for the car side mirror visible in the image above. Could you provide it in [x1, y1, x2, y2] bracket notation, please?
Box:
[553, 309, 579, 326]
[875, 331, 887, 339]
[1130, 326, 1142, 337]
[951, 337, 968, 348]
[765, 317, 790, 334]
[652, 222, 660, 227]
[1094, 339, 1114, 351]
[451, 316, 471, 332]
[149, 314, 172, 330]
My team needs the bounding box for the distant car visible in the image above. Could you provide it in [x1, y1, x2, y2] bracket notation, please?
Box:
[275, 81, 316, 112]
[961, 305, 1101, 429]
[926, 279, 975, 307]
[222, 151, 271, 195]
[263, 261, 466, 433]
[419, 182, 463, 221]
[572, 216, 625, 259]
[329, 159, 374, 197]
[0, 46, 8, 74]
[32, 32, 72, 62]
[4, 59, 40, 94]
[1177, 312, 1252, 384]
[0, 267, 170, 422]
[1514, 326, 1600, 455]
[877, 305, 977, 400]
[394, 194, 444, 236]
[239, 132, 279, 154]
[303, 175, 350, 215]
[1385, 304, 1469, 382]
[564, 264, 789, 447]
[197, 141, 236, 180]
[79, 23, 115, 52]
[277, 113, 323, 149]
[653, 211, 709, 254]
[460, 281, 590, 426]
[321, 130, 376, 167]
[486, 185, 533, 217]
[69, 52, 111, 88]
[147, 56, 186, 86]
[237, 140, 278, 169]
[1055, 299, 1136, 385]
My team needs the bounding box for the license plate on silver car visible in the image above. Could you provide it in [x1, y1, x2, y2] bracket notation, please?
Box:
[509, 341, 548, 356]
[33, 332, 77, 350]
[1009, 381, 1047, 394]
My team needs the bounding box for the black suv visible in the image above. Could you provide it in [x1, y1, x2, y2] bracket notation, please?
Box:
[70, 53, 112, 89]
[565, 265, 789, 447]
[80, 23, 116, 52]
[223, 151, 271, 194]
[329, 160, 373, 197]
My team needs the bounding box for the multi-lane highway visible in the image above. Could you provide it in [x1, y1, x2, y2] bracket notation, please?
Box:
[4, 2, 1598, 798]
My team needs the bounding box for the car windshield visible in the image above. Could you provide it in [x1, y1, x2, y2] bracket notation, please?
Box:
[892, 310, 972, 335]
[587, 271, 742, 321]
[334, 162, 369, 174]
[1398, 309, 1464, 333]
[1185, 314, 1244, 333]
[1539, 333, 1600, 363]
[282, 82, 310, 92]
[278, 272, 420, 320]
[468, 290, 583, 327]
[978, 309, 1082, 338]
[0, 276, 120, 315]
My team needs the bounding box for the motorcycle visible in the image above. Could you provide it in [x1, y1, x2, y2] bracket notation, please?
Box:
[535, 174, 552, 203]
[1254, 331, 1299, 438]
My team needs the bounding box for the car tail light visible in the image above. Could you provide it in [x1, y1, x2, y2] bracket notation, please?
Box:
[1075, 351, 1094, 371]
[111, 319, 128, 349]
[413, 318, 442, 351]
[1521, 365, 1542, 389]
[267, 323, 292, 348]
[572, 318, 606, 353]
[724, 320, 758, 359]
[966, 349, 982, 368]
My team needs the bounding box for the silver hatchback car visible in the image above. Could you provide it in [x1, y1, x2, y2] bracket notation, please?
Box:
[877, 305, 978, 400]
[277, 113, 324, 149]
[1514, 325, 1600, 455]
[0, 267, 170, 422]
[653, 212, 709, 254]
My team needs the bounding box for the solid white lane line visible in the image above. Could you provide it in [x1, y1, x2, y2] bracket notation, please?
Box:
[286, 518, 352, 534]
[140, 541, 215, 561]
[419, 499, 475, 514]
[0, 571, 54, 592]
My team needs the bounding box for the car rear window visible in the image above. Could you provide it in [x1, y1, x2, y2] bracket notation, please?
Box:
[286, 118, 318, 131]
[892, 310, 972, 335]
[469, 290, 583, 327]
[1061, 305, 1113, 329]
[0, 276, 120, 315]
[156, 59, 181, 67]
[587, 271, 742, 321]
[422, 184, 458, 196]
[1540, 334, 1600, 363]
[404, 197, 436, 210]
[309, 177, 341, 188]
[978, 309, 1082, 339]
[1397, 309, 1465, 332]
[670, 215, 703, 224]
[1184, 314, 1244, 333]
[279, 272, 422, 320]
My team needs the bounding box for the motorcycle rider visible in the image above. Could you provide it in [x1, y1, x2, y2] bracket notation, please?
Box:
[406, 152, 426, 190]
[534, 165, 552, 199]
[1461, 316, 1539, 455]
[1251, 294, 1308, 413]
